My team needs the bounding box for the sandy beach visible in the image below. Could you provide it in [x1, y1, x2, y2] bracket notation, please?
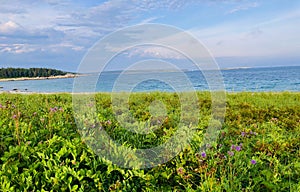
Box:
[0, 73, 77, 82]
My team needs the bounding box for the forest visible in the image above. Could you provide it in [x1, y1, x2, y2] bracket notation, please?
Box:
[0, 68, 67, 79]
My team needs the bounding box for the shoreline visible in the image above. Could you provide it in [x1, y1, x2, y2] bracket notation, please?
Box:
[0, 74, 78, 82]
[0, 90, 299, 95]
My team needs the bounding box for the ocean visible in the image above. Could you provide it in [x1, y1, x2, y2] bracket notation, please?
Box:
[1, 66, 300, 93]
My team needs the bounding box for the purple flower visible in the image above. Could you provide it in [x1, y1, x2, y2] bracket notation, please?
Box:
[241, 132, 246, 137]
[12, 114, 17, 119]
[228, 151, 234, 156]
[107, 120, 112, 125]
[0, 104, 2, 108]
[201, 152, 206, 158]
[231, 145, 235, 150]
[251, 159, 257, 165]
[235, 145, 242, 151]
[50, 107, 58, 112]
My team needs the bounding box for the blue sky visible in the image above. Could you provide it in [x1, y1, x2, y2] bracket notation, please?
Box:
[0, 0, 300, 71]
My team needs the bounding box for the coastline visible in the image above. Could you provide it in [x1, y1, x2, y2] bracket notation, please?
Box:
[0, 73, 77, 82]
[0, 90, 298, 95]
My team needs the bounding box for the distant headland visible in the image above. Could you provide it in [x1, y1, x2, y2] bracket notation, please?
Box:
[0, 67, 77, 82]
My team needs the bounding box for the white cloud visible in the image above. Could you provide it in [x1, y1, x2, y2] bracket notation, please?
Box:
[256, 9, 300, 27]
[190, 10, 300, 58]
[125, 46, 186, 59]
[1, 0, 298, 70]
[139, 17, 161, 24]
[0, 0, 199, 47]
[227, 2, 259, 14]
[133, 0, 195, 10]
[0, 43, 37, 54]
[48, 43, 85, 52]
[0, 21, 23, 34]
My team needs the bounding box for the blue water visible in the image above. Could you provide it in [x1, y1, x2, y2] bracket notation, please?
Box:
[1, 66, 300, 93]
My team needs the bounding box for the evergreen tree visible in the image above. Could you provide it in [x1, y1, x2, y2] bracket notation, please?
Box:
[0, 68, 68, 78]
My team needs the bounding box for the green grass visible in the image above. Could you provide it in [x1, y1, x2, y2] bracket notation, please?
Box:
[0, 92, 299, 191]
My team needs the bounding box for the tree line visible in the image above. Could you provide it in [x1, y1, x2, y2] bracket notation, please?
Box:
[0, 68, 68, 79]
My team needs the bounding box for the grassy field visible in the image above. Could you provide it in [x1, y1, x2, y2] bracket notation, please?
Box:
[0, 92, 299, 191]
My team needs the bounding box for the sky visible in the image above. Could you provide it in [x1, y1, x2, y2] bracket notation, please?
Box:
[0, 0, 300, 71]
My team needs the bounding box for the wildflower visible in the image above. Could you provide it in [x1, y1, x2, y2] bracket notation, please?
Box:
[33, 112, 37, 116]
[241, 132, 246, 137]
[87, 103, 94, 107]
[220, 153, 226, 159]
[59, 107, 64, 112]
[251, 159, 257, 165]
[228, 151, 234, 157]
[271, 117, 278, 122]
[235, 145, 242, 151]
[12, 114, 17, 119]
[177, 167, 185, 175]
[249, 130, 257, 136]
[107, 120, 112, 125]
[0, 104, 2, 108]
[50, 107, 58, 112]
[231, 145, 235, 150]
[201, 152, 206, 158]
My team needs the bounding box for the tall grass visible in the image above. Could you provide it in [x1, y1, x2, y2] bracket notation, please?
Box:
[0, 92, 299, 191]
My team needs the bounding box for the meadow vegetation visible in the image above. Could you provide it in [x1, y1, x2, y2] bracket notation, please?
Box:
[0, 92, 299, 191]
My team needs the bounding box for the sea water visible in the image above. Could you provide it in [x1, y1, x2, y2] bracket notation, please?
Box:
[0, 66, 300, 93]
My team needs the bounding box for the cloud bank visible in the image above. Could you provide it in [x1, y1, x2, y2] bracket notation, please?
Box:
[0, 0, 299, 70]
